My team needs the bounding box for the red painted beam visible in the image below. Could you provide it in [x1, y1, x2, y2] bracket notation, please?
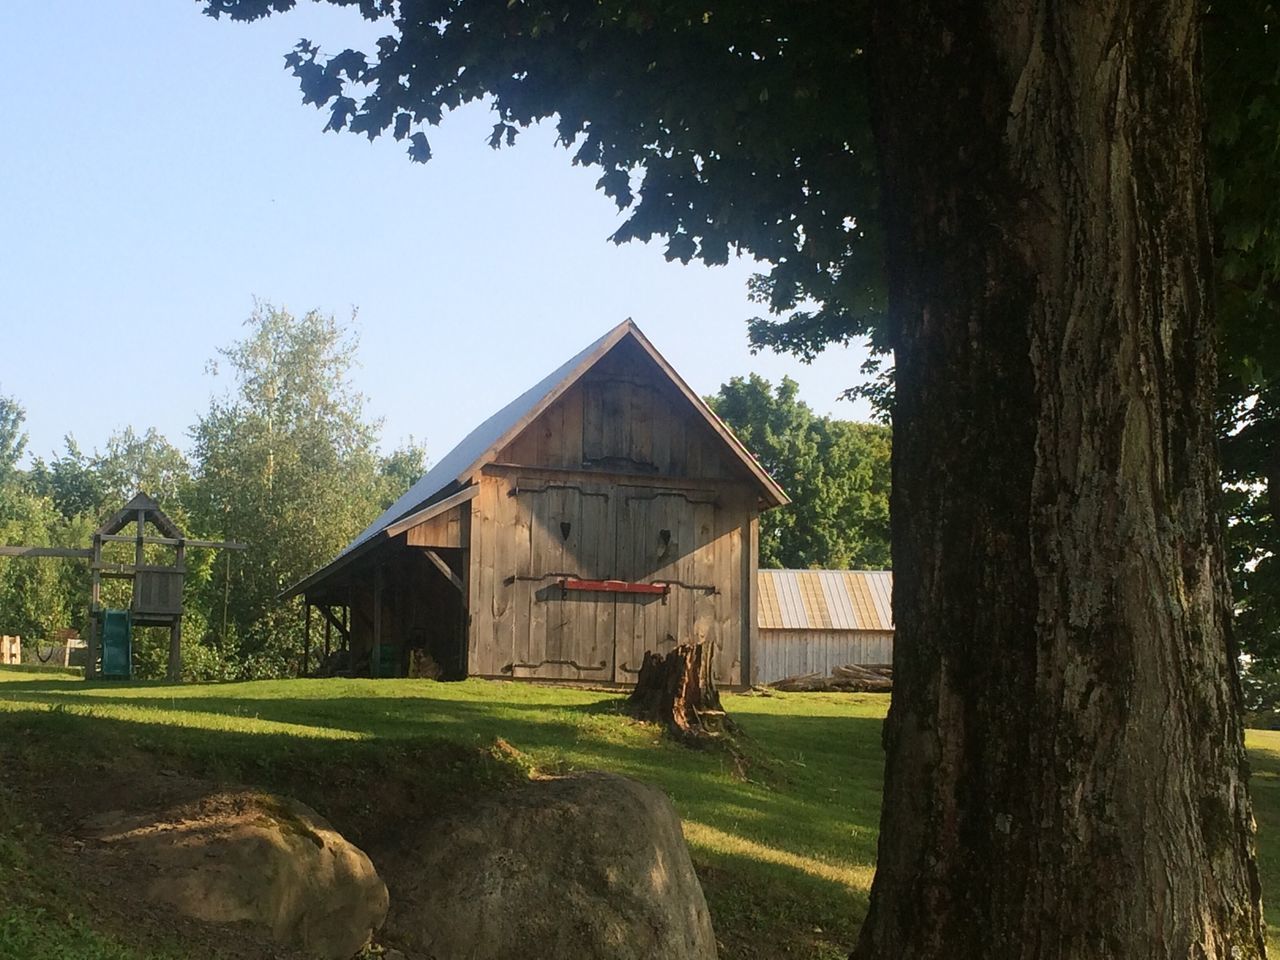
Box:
[559, 578, 669, 596]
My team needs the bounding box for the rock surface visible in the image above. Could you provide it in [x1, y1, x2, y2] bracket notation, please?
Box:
[85, 790, 388, 960]
[385, 772, 717, 960]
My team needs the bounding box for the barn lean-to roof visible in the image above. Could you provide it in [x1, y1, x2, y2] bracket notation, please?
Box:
[282, 319, 788, 600]
[757, 569, 894, 631]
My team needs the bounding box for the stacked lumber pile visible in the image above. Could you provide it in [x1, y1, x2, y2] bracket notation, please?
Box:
[0, 635, 20, 665]
[767, 663, 892, 693]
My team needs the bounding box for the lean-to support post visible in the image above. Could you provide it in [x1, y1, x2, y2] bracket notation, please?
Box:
[302, 598, 311, 677]
[372, 567, 384, 678]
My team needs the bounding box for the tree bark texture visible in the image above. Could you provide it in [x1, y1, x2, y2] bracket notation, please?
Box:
[855, 2, 1265, 958]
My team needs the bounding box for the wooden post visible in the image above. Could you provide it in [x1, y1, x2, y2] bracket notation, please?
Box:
[87, 534, 102, 680]
[460, 505, 472, 678]
[167, 540, 186, 682]
[303, 598, 311, 677]
[167, 618, 182, 682]
[372, 567, 384, 678]
[221, 548, 231, 649]
[744, 514, 759, 687]
[324, 612, 331, 660]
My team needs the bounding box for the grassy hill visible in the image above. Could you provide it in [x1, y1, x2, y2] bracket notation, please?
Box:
[1, 669, 1276, 958]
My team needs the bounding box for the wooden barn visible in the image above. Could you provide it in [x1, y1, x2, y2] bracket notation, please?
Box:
[286, 320, 788, 687]
[755, 569, 894, 683]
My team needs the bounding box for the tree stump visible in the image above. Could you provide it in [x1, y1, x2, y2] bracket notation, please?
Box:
[625, 642, 736, 745]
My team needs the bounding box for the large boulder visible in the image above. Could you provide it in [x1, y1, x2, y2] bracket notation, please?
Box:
[85, 790, 388, 960]
[385, 772, 717, 960]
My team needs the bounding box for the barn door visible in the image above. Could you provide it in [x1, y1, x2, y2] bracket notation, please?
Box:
[612, 487, 721, 684]
[508, 481, 616, 681]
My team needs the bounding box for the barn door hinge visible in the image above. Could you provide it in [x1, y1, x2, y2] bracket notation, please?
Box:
[623, 490, 720, 506]
[509, 482, 609, 498]
[506, 572, 581, 585]
[652, 580, 719, 596]
[502, 658, 609, 674]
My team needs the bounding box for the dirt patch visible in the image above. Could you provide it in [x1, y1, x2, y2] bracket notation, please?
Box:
[0, 717, 526, 960]
[4, 754, 313, 959]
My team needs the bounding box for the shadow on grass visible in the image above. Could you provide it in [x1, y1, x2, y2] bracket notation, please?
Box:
[3, 687, 885, 860]
[0, 680, 887, 959]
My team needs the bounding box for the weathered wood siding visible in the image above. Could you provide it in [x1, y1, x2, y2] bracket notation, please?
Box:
[495, 336, 746, 481]
[483, 473, 618, 682]
[133, 569, 184, 618]
[298, 321, 776, 686]
[467, 340, 761, 686]
[405, 506, 464, 548]
[756, 628, 894, 683]
[0, 635, 19, 665]
[467, 471, 754, 685]
[612, 484, 751, 684]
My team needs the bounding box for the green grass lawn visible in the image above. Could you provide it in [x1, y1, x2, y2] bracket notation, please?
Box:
[0, 669, 1276, 958]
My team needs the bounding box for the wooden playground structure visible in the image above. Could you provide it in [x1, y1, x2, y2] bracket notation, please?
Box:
[0, 492, 245, 680]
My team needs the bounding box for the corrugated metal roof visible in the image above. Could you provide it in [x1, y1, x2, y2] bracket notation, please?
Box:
[757, 569, 893, 631]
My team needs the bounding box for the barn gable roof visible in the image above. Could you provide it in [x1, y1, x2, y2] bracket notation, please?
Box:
[283, 319, 787, 600]
[757, 569, 894, 631]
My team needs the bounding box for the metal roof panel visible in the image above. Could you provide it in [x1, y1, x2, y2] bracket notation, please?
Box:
[758, 567, 784, 629]
[797, 572, 832, 629]
[817, 570, 857, 629]
[867, 571, 894, 628]
[757, 569, 894, 631]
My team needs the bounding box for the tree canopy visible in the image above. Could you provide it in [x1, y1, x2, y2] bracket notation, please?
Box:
[709, 375, 889, 570]
[0, 393, 26, 486]
[203, 0, 886, 365]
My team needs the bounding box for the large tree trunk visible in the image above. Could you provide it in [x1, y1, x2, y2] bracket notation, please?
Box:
[855, 2, 1266, 957]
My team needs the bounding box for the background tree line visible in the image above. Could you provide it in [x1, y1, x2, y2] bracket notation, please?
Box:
[0, 303, 428, 679]
[709, 375, 891, 571]
[0, 304, 893, 679]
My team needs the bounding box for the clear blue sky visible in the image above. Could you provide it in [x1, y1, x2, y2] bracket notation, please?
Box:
[1, 1, 874, 468]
